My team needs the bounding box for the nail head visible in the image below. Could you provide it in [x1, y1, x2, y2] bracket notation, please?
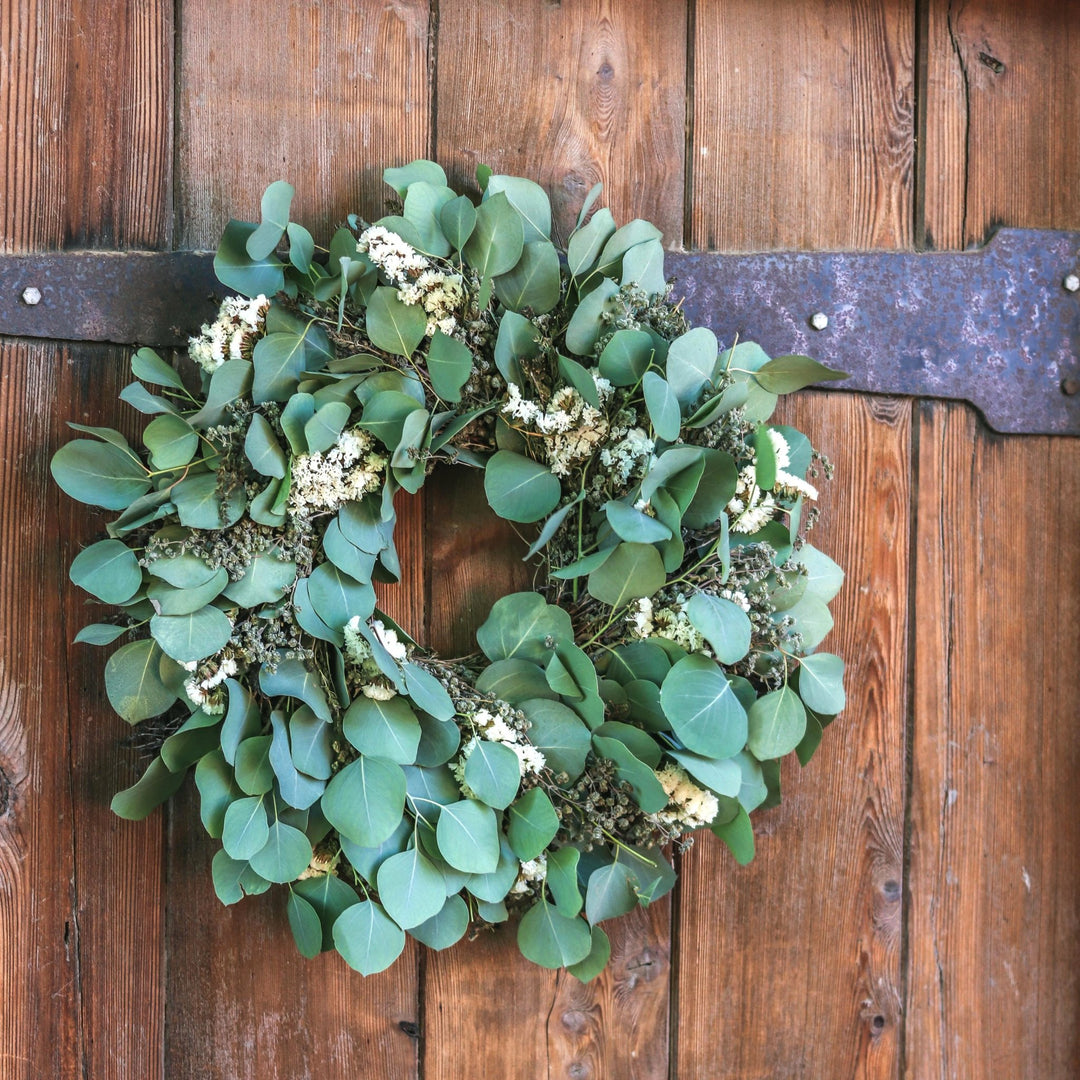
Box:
[22, 286, 42, 305]
[1064, 274, 1080, 293]
[809, 312, 828, 330]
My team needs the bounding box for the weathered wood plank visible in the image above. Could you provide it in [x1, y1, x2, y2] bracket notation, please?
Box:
[434, 0, 687, 245]
[921, 0, 1080, 250]
[1, 2, 172, 1076]
[906, 405, 1080, 1078]
[176, 0, 432, 248]
[0, 0, 172, 252]
[425, 4, 686, 1075]
[675, 393, 910, 1080]
[691, 0, 915, 251]
[167, 2, 432, 1075]
[909, 5, 1080, 1076]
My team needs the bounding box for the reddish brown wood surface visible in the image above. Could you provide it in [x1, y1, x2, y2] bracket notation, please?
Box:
[905, 4, 1080, 1076]
[1, 3, 171, 1078]
[164, 2, 434, 1076]
[676, 393, 911, 1080]
[3, 2, 1079, 1077]
[422, 6, 687, 1074]
[691, 0, 915, 251]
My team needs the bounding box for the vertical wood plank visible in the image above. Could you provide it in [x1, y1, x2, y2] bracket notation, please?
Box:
[691, 0, 915, 251]
[906, 406, 1080, 1078]
[176, 0, 432, 248]
[0, 0, 172, 252]
[675, 393, 910, 1080]
[921, 0, 1080, 249]
[911, 6, 1080, 1074]
[1, 2, 172, 1076]
[434, 0, 687, 245]
[425, 3, 686, 1076]
[168, 2, 431, 1076]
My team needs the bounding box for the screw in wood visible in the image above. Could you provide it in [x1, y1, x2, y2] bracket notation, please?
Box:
[21, 286, 42, 305]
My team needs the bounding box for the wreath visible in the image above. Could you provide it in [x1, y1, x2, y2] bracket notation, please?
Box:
[52, 160, 847, 979]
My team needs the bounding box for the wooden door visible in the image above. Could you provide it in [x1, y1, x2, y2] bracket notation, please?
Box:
[2, 2, 1077, 1077]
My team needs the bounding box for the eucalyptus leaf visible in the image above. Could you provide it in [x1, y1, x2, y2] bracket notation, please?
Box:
[746, 686, 807, 759]
[463, 191, 525, 280]
[333, 900, 406, 975]
[365, 286, 427, 359]
[753, 354, 849, 393]
[50, 440, 150, 510]
[110, 755, 185, 821]
[518, 897, 593, 969]
[436, 799, 500, 874]
[104, 638, 176, 723]
[321, 755, 406, 847]
[70, 539, 142, 604]
[796, 653, 846, 715]
[214, 219, 285, 298]
[246, 180, 294, 260]
[660, 655, 748, 758]
[587, 542, 666, 608]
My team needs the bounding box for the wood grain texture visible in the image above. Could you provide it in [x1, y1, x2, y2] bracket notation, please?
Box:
[921, 0, 1080, 249]
[0, 343, 169, 1080]
[906, 404, 1080, 1078]
[0, 0, 172, 252]
[1, 2, 172, 1076]
[909, 6, 1080, 1076]
[424, 6, 688, 1074]
[176, 0, 432, 247]
[676, 393, 910, 1080]
[434, 0, 687, 246]
[167, 2, 433, 1075]
[691, 0, 915, 251]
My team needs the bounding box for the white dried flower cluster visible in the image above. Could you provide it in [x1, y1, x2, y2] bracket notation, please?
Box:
[343, 617, 406, 700]
[727, 465, 777, 535]
[510, 852, 548, 895]
[717, 586, 751, 613]
[728, 430, 819, 532]
[357, 225, 428, 285]
[653, 595, 706, 652]
[627, 597, 655, 638]
[599, 426, 655, 486]
[188, 295, 270, 373]
[450, 703, 546, 797]
[399, 268, 467, 338]
[647, 763, 720, 833]
[768, 429, 820, 501]
[288, 429, 386, 517]
[183, 655, 238, 713]
[503, 377, 615, 477]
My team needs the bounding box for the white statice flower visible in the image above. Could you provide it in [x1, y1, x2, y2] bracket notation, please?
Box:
[718, 586, 751, 613]
[503, 376, 614, 478]
[652, 595, 706, 652]
[399, 269, 468, 338]
[371, 619, 408, 662]
[510, 853, 548, 895]
[647, 763, 720, 832]
[766, 428, 819, 501]
[627, 597, 655, 639]
[188, 294, 270, 373]
[288, 428, 387, 517]
[768, 429, 792, 470]
[184, 655, 238, 714]
[775, 471, 819, 501]
[508, 742, 547, 777]
[343, 615, 398, 700]
[357, 225, 429, 285]
[727, 464, 777, 534]
[600, 426, 656, 486]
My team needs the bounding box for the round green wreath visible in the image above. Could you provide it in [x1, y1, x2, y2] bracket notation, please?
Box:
[52, 160, 847, 979]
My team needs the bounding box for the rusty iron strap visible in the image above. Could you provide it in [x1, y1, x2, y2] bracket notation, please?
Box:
[1, 230, 1078, 435]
